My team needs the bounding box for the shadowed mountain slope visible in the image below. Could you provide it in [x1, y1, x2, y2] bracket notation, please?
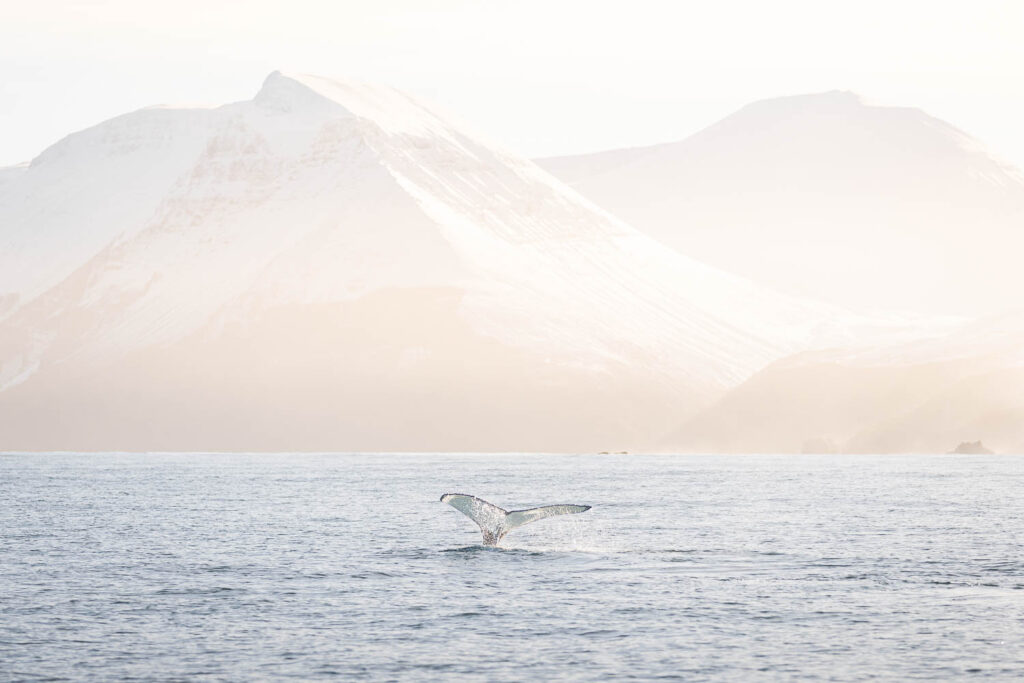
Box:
[667, 312, 1024, 454]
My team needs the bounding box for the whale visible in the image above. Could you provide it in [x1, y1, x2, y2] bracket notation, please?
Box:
[440, 493, 591, 546]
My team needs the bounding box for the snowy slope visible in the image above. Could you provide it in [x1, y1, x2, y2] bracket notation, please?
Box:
[0, 74, 952, 450]
[0, 74, 825, 375]
[0, 108, 219, 319]
[538, 91, 1024, 316]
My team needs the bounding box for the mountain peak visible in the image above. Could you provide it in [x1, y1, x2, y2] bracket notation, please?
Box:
[253, 70, 349, 114]
[811, 89, 862, 102]
[253, 71, 450, 137]
[537, 88, 1024, 317]
[735, 90, 871, 117]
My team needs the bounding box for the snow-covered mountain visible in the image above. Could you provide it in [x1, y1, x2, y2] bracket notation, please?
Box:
[0, 72, 882, 451]
[539, 91, 1024, 316]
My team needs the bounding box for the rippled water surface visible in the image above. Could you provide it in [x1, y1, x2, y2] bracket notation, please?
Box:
[2, 453, 1023, 680]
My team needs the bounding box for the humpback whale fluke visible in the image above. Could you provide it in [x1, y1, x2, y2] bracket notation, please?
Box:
[440, 493, 591, 546]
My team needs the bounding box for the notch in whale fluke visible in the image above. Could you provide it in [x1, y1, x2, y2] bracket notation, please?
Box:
[440, 493, 591, 546]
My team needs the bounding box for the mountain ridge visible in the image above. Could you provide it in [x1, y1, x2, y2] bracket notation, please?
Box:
[0, 72, 884, 451]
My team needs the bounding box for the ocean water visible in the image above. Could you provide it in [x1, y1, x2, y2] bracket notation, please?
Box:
[2, 453, 1023, 681]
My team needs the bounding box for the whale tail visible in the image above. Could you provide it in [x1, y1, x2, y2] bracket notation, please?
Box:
[440, 493, 591, 546]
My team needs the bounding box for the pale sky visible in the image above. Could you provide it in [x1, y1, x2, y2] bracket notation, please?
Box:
[2, 0, 1023, 167]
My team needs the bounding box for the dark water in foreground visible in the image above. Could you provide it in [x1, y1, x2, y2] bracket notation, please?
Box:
[2, 453, 1023, 681]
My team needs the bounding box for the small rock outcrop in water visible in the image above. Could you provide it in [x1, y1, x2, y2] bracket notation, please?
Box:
[948, 441, 994, 455]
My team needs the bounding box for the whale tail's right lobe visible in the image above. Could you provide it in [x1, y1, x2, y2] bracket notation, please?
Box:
[440, 493, 590, 546]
